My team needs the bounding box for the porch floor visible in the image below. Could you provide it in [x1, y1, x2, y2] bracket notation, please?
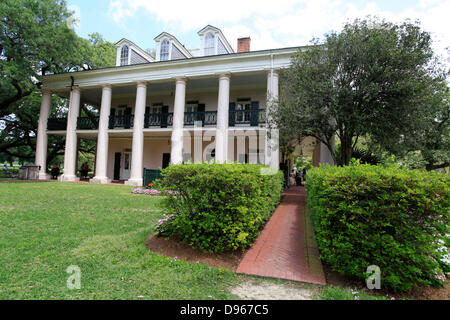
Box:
[236, 186, 326, 285]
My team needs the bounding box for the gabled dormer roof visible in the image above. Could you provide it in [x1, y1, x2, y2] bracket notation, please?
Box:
[197, 25, 234, 53]
[115, 38, 155, 62]
[153, 32, 193, 59]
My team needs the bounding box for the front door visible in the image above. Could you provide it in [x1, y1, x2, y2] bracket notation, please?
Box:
[162, 153, 170, 169]
[121, 152, 131, 180]
[113, 152, 121, 180]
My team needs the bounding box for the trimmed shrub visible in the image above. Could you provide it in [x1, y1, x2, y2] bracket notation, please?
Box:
[156, 163, 284, 252]
[306, 161, 449, 292]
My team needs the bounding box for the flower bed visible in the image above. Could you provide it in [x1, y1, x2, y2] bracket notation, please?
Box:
[131, 187, 161, 195]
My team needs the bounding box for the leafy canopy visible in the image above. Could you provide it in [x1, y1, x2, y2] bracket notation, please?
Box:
[0, 0, 116, 166]
[275, 18, 448, 166]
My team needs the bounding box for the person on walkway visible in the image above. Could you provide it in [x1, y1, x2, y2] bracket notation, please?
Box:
[290, 170, 296, 186]
[302, 168, 307, 185]
[51, 164, 60, 180]
[80, 163, 89, 179]
[2, 164, 8, 174]
[295, 171, 302, 186]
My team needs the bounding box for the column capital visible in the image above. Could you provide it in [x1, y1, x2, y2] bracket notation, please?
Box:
[71, 85, 82, 93]
[218, 73, 231, 80]
[101, 84, 113, 90]
[266, 69, 280, 76]
[175, 77, 187, 84]
[41, 89, 53, 95]
[136, 81, 147, 88]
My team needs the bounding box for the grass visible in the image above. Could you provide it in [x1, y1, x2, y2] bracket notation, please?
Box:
[0, 182, 238, 299]
[320, 286, 390, 300]
[0, 181, 395, 300]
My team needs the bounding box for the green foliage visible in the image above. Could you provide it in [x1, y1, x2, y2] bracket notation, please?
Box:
[275, 17, 448, 166]
[0, 0, 115, 165]
[295, 156, 312, 171]
[157, 163, 284, 252]
[306, 162, 450, 292]
[0, 0, 76, 113]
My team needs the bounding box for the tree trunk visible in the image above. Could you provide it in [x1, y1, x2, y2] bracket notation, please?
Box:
[340, 135, 353, 166]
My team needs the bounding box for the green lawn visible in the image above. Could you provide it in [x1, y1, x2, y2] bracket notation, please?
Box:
[0, 182, 237, 299]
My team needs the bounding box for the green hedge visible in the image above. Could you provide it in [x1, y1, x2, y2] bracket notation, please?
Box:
[306, 161, 449, 292]
[156, 163, 284, 252]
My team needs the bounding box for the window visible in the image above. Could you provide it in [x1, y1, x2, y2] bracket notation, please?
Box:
[236, 98, 251, 123]
[124, 153, 130, 170]
[151, 103, 163, 113]
[120, 45, 129, 66]
[185, 101, 198, 113]
[160, 39, 170, 61]
[204, 33, 215, 56]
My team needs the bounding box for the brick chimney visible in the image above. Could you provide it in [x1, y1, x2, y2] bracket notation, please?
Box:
[237, 37, 251, 53]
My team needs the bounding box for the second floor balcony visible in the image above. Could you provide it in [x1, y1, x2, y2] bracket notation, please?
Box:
[47, 109, 266, 131]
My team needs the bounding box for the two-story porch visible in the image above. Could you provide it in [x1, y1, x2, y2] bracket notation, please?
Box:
[37, 62, 282, 185]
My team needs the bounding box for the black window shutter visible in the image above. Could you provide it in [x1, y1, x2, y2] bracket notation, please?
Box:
[161, 105, 169, 128]
[124, 107, 132, 128]
[229, 102, 236, 126]
[250, 101, 259, 126]
[109, 108, 116, 129]
[144, 107, 150, 128]
[197, 104, 205, 123]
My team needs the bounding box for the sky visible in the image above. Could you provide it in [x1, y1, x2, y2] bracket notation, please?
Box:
[65, 0, 450, 57]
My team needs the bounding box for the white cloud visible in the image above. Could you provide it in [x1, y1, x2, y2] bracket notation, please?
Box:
[67, 4, 81, 30]
[108, 0, 450, 56]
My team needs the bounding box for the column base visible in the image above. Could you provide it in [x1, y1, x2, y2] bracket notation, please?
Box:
[38, 172, 51, 180]
[90, 176, 111, 184]
[58, 175, 80, 182]
[124, 178, 143, 187]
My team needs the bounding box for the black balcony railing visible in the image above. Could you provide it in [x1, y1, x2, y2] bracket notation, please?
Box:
[184, 111, 217, 126]
[143, 113, 173, 128]
[77, 116, 99, 130]
[229, 109, 265, 126]
[49, 110, 265, 131]
[109, 114, 134, 129]
[47, 117, 67, 130]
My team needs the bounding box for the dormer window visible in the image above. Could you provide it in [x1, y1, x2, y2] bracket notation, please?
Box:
[205, 33, 215, 56]
[160, 39, 170, 61]
[120, 45, 129, 66]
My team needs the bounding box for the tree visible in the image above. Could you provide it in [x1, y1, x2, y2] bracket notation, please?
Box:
[275, 18, 448, 166]
[0, 0, 116, 167]
[0, 0, 79, 115]
[392, 88, 449, 171]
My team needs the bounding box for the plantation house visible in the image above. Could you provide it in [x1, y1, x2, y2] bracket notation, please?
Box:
[35, 25, 334, 186]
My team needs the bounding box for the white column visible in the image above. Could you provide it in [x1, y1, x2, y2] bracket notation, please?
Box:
[60, 87, 81, 181]
[265, 70, 280, 169]
[170, 78, 186, 165]
[215, 73, 230, 163]
[35, 90, 52, 180]
[91, 85, 112, 184]
[125, 82, 147, 186]
[319, 139, 335, 165]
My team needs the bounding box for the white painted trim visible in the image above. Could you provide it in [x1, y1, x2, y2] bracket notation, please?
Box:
[197, 25, 234, 53]
[43, 47, 300, 91]
[154, 32, 192, 60]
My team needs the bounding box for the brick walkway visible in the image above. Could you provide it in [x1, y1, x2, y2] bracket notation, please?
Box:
[236, 186, 326, 285]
